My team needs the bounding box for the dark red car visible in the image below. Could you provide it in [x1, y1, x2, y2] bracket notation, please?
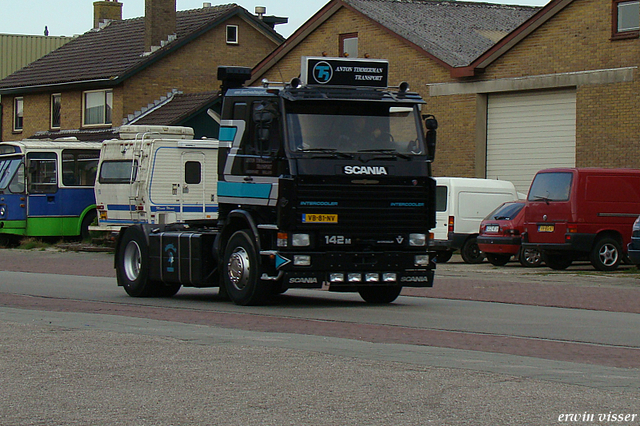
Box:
[477, 201, 542, 267]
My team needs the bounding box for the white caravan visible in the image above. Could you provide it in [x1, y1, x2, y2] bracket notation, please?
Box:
[430, 177, 519, 264]
[93, 125, 219, 232]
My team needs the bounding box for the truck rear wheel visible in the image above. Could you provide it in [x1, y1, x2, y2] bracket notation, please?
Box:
[223, 230, 270, 306]
[116, 227, 156, 297]
[358, 286, 402, 304]
[590, 237, 622, 271]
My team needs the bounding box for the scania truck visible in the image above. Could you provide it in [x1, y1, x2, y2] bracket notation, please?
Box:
[114, 57, 438, 305]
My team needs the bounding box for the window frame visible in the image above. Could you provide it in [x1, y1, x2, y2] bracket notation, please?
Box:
[612, 0, 640, 40]
[226, 25, 239, 44]
[13, 97, 24, 132]
[82, 89, 113, 127]
[51, 93, 62, 130]
[339, 32, 358, 58]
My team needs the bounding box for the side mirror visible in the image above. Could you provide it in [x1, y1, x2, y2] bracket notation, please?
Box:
[422, 114, 437, 162]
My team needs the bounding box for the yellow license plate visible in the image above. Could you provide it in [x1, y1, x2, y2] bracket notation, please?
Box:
[538, 225, 554, 232]
[99, 211, 107, 220]
[303, 214, 338, 223]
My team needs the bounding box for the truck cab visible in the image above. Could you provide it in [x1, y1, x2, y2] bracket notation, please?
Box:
[115, 57, 439, 305]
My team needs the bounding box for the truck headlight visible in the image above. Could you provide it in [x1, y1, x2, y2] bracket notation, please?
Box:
[292, 233, 311, 247]
[410, 233, 426, 246]
[414, 254, 430, 266]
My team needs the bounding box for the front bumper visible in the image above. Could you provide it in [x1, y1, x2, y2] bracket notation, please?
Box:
[273, 250, 436, 289]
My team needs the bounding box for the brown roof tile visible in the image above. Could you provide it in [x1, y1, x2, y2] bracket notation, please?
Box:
[0, 4, 283, 93]
[343, 0, 540, 68]
[130, 91, 220, 125]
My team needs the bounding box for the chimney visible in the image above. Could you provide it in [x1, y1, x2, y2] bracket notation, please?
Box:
[93, 0, 123, 29]
[145, 0, 177, 53]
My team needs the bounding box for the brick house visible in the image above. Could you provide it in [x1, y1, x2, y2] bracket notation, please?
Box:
[252, 0, 640, 193]
[0, 0, 285, 142]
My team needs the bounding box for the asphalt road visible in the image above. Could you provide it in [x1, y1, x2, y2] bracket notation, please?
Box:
[1, 249, 640, 425]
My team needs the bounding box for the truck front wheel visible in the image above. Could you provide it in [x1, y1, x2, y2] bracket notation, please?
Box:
[358, 286, 402, 304]
[116, 227, 156, 297]
[223, 230, 270, 306]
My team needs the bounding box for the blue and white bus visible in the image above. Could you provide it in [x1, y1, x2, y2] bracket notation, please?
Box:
[0, 140, 102, 239]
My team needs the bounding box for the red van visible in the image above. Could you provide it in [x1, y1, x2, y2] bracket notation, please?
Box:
[522, 168, 640, 271]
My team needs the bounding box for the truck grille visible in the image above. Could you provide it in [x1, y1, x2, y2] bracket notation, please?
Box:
[293, 176, 433, 233]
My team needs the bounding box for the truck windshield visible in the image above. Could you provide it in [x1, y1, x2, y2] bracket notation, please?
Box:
[286, 101, 424, 155]
[0, 157, 23, 192]
[528, 172, 573, 202]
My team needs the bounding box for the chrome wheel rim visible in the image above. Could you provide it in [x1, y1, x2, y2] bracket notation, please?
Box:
[599, 243, 619, 267]
[123, 240, 142, 282]
[228, 247, 251, 290]
[523, 248, 541, 265]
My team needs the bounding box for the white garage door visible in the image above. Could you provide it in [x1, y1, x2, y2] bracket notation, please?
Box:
[486, 89, 576, 194]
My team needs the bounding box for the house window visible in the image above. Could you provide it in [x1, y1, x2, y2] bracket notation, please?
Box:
[226, 25, 238, 44]
[83, 89, 112, 126]
[51, 93, 61, 129]
[13, 97, 23, 132]
[613, 0, 640, 39]
[340, 33, 358, 58]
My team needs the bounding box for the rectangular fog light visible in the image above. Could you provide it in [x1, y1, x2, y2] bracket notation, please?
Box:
[383, 273, 397, 282]
[330, 273, 344, 283]
[348, 273, 362, 282]
[414, 254, 430, 267]
[365, 273, 379, 282]
[294, 255, 311, 266]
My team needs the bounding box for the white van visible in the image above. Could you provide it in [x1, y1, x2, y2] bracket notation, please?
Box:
[430, 177, 519, 263]
[93, 125, 219, 232]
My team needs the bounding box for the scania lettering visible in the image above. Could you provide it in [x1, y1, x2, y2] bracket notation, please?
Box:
[114, 57, 438, 305]
[344, 165, 388, 175]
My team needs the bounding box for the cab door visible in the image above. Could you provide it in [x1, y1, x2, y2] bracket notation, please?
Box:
[26, 152, 63, 235]
[179, 151, 206, 221]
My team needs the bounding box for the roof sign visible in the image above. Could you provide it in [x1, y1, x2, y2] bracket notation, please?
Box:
[301, 57, 389, 88]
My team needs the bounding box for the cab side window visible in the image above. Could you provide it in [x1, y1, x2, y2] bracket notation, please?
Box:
[231, 100, 286, 177]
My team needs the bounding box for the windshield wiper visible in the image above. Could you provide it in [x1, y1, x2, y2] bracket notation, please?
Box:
[357, 149, 410, 159]
[297, 148, 354, 158]
[533, 195, 551, 205]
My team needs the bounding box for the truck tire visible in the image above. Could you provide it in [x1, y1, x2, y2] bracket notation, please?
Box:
[519, 247, 542, 267]
[486, 253, 510, 266]
[460, 237, 484, 264]
[590, 237, 622, 271]
[222, 230, 270, 306]
[358, 286, 402, 304]
[543, 253, 573, 270]
[116, 227, 157, 297]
